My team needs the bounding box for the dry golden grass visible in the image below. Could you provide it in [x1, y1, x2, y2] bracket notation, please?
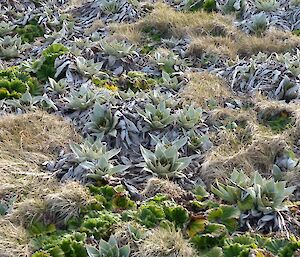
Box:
[9, 182, 93, 227]
[44, 182, 93, 226]
[142, 177, 186, 199]
[200, 98, 300, 184]
[236, 29, 300, 57]
[138, 3, 235, 38]
[188, 29, 300, 59]
[188, 36, 237, 59]
[113, 221, 146, 252]
[109, 23, 142, 43]
[136, 226, 197, 257]
[201, 134, 288, 184]
[0, 111, 78, 157]
[85, 19, 105, 36]
[0, 218, 31, 257]
[0, 111, 79, 200]
[0, 111, 80, 255]
[133, 4, 300, 59]
[182, 72, 233, 108]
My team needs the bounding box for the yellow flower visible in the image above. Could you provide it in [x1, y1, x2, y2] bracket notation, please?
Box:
[104, 83, 118, 91]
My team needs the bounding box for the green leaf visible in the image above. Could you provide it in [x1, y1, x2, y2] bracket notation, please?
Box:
[86, 246, 99, 257]
[187, 216, 208, 237]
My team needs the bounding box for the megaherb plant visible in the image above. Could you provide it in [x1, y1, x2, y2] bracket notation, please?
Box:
[86, 235, 130, 257]
[99, 39, 137, 66]
[186, 129, 212, 152]
[5, 90, 57, 111]
[70, 136, 128, 179]
[248, 12, 268, 36]
[279, 50, 300, 77]
[0, 67, 42, 99]
[99, 0, 122, 14]
[148, 89, 178, 108]
[217, 0, 246, 15]
[85, 102, 119, 137]
[70, 136, 107, 163]
[137, 101, 174, 129]
[160, 71, 184, 90]
[75, 57, 104, 78]
[177, 104, 202, 129]
[211, 170, 295, 231]
[0, 35, 24, 59]
[0, 21, 16, 36]
[154, 50, 179, 73]
[48, 77, 66, 94]
[140, 136, 193, 178]
[255, 0, 279, 11]
[80, 149, 130, 180]
[65, 84, 96, 110]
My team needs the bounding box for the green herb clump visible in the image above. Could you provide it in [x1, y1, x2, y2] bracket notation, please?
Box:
[34, 43, 68, 81]
[15, 20, 44, 43]
[186, 0, 217, 12]
[0, 67, 42, 99]
[32, 232, 87, 257]
[88, 185, 136, 211]
[80, 210, 121, 240]
[137, 195, 189, 228]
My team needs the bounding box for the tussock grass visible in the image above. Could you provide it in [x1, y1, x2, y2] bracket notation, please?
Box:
[0, 111, 78, 156]
[113, 221, 146, 252]
[84, 19, 105, 36]
[0, 111, 80, 254]
[200, 98, 300, 184]
[188, 29, 300, 59]
[109, 23, 142, 43]
[129, 4, 300, 59]
[138, 3, 235, 38]
[182, 72, 233, 108]
[136, 226, 196, 257]
[142, 178, 186, 200]
[44, 182, 92, 226]
[0, 111, 79, 200]
[201, 134, 287, 183]
[9, 182, 92, 227]
[0, 218, 31, 257]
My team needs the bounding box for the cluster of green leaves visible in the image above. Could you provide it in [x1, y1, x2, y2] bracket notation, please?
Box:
[32, 43, 68, 81]
[27, 180, 300, 257]
[80, 210, 121, 240]
[185, 0, 217, 12]
[142, 26, 164, 42]
[15, 20, 44, 43]
[137, 194, 189, 228]
[93, 71, 156, 92]
[292, 29, 300, 36]
[0, 67, 42, 99]
[32, 232, 87, 257]
[88, 185, 136, 211]
[120, 71, 156, 92]
[196, 234, 300, 257]
[188, 212, 300, 257]
[212, 170, 295, 213]
[263, 110, 293, 133]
